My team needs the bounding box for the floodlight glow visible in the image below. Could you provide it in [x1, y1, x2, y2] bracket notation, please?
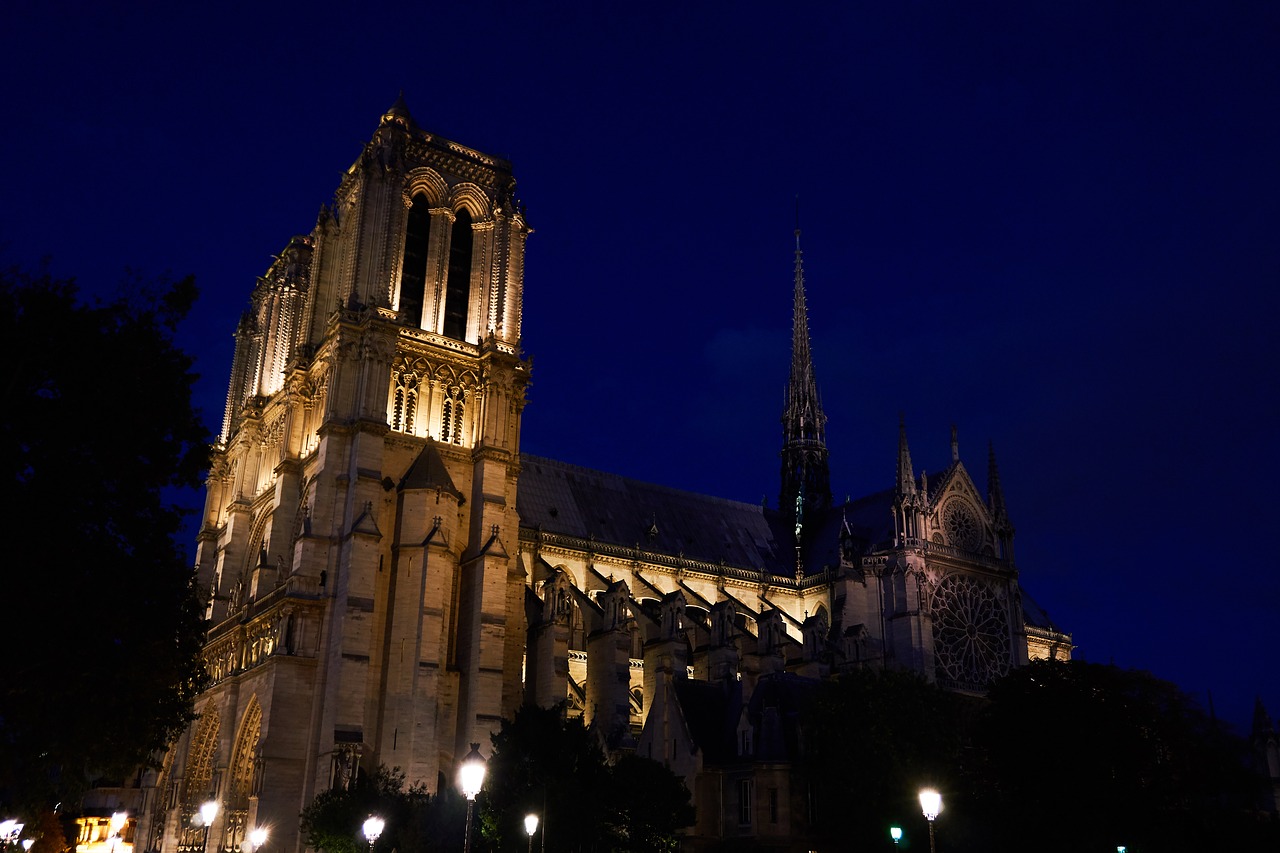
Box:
[362, 816, 384, 844]
[200, 802, 219, 828]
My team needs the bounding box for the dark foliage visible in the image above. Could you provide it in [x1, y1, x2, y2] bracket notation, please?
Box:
[0, 267, 210, 814]
[800, 661, 1278, 853]
[299, 766, 458, 853]
[480, 704, 693, 852]
[969, 659, 1279, 853]
[801, 667, 975, 850]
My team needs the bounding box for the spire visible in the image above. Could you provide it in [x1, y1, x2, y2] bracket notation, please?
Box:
[897, 415, 916, 496]
[988, 441, 1007, 519]
[381, 92, 414, 129]
[950, 424, 960, 463]
[1255, 697, 1275, 736]
[779, 218, 831, 533]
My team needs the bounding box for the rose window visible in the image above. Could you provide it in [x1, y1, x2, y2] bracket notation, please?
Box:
[931, 574, 1011, 689]
[943, 500, 981, 550]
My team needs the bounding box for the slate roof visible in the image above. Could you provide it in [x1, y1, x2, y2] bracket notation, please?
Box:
[517, 454, 793, 573]
[1022, 589, 1066, 633]
[672, 678, 740, 763]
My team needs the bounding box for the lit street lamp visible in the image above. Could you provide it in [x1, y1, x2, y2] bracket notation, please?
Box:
[918, 789, 941, 853]
[108, 811, 128, 853]
[458, 743, 487, 853]
[361, 816, 384, 853]
[523, 814, 539, 853]
[199, 801, 220, 853]
[0, 822, 24, 849]
[890, 825, 903, 847]
[247, 827, 268, 853]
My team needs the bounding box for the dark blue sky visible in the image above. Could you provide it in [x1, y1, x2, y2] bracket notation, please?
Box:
[4, 2, 1276, 732]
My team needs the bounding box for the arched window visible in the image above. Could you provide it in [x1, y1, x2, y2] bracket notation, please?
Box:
[440, 386, 465, 444]
[443, 208, 472, 340]
[390, 372, 419, 434]
[399, 194, 431, 327]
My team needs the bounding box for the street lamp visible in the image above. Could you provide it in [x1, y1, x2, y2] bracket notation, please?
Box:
[458, 743, 487, 853]
[247, 827, 268, 853]
[200, 801, 219, 853]
[523, 814, 538, 853]
[108, 811, 128, 853]
[361, 816, 384, 853]
[0, 822, 24, 848]
[889, 825, 903, 847]
[918, 789, 941, 853]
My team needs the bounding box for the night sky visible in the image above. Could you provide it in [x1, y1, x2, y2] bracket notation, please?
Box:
[4, 2, 1276, 733]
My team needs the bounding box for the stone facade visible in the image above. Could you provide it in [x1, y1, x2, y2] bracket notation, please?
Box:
[136, 100, 1070, 853]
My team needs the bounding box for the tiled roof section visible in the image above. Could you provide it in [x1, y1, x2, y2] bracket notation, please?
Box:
[673, 679, 740, 764]
[1022, 589, 1065, 632]
[400, 441, 463, 499]
[517, 455, 791, 573]
[803, 489, 897, 570]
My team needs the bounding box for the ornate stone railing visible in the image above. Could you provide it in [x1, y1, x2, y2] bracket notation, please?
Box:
[203, 592, 319, 687]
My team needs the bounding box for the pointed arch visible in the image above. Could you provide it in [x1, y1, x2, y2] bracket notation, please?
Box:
[443, 208, 473, 340]
[181, 708, 220, 807]
[397, 193, 433, 327]
[403, 168, 448, 208]
[449, 183, 491, 219]
[228, 696, 262, 806]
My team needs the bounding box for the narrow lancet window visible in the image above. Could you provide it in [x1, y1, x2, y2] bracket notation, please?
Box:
[399, 194, 431, 327]
[443, 208, 472, 340]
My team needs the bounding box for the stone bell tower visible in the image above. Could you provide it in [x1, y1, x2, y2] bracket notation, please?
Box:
[172, 97, 530, 853]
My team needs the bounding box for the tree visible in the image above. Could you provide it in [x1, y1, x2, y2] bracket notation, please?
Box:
[970, 659, 1279, 853]
[800, 667, 976, 851]
[480, 704, 693, 852]
[299, 766, 453, 853]
[0, 267, 210, 814]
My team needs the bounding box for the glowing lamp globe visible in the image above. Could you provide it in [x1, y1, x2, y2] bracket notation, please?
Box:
[919, 788, 942, 821]
[458, 743, 487, 801]
[362, 816, 384, 844]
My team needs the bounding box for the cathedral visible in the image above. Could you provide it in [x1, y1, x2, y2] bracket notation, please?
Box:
[131, 98, 1071, 853]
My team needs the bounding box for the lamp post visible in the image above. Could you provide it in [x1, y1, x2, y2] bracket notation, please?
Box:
[918, 789, 941, 853]
[889, 825, 903, 848]
[361, 816, 384, 853]
[247, 827, 268, 853]
[0, 822, 24, 850]
[458, 743, 487, 853]
[200, 801, 220, 853]
[523, 814, 538, 853]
